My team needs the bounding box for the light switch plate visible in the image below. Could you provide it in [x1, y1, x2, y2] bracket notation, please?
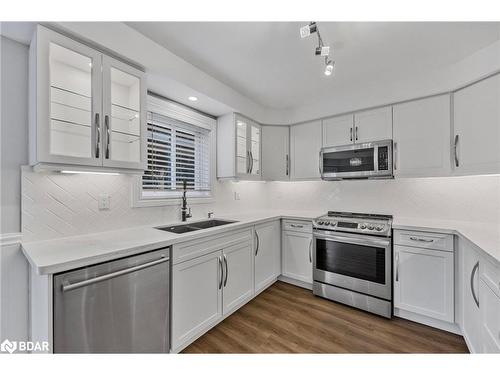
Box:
[98, 193, 110, 210]
[234, 191, 240, 200]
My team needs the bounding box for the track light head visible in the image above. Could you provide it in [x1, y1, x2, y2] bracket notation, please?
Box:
[300, 22, 317, 38]
[324, 60, 335, 76]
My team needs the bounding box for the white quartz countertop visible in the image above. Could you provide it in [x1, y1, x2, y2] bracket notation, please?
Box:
[393, 216, 500, 263]
[21, 210, 322, 275]
[22, 210, 500, 275]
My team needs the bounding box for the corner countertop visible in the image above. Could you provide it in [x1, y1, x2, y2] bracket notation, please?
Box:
[21, 210, 500, 275]
[21, 210, 322, 275]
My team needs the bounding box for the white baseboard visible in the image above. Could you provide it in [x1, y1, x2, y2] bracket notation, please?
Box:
[278, 275, 312, 290]
[394, 308, 462, 335]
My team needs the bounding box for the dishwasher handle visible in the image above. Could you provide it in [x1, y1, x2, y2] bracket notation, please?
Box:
[62, 255, 169, 293]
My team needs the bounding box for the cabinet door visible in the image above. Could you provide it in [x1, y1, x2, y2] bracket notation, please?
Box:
[354, 106, 392, 143]
[453, 73, 500, 175]
[393, 95, 451, 177]
[282, 230, 313, 284]
[394, 245, 454, 322]
[248, 121, 261, 178]
[262, 126, 290, 180]
[461, 240, 482, 353]
[322, 114, 354, 147]
[222, 241, 254, 315]
[290, 120, 322, 180]
[171, 251, 223, 351]
[479, 279, 500, 353]
[102, 56, 146, 170]
[255, 221, 280, 294]
[36, 26, 103, 167]
[235, 115, 250, 177]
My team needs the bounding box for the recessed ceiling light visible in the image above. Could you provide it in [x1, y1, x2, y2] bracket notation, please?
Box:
[188, 96, 198, 102]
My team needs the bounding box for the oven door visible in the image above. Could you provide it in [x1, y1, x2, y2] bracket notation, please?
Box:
[320, 140, 392, 180]
[313, 230, 392, 300]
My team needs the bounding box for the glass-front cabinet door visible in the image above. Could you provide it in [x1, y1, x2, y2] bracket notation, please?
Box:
[36, 27, 103, 167]
[235, 115, 249, 175]
[249, 122, 261, 176]
[102, 56, 146, 170]
[234, 115, 261, 179]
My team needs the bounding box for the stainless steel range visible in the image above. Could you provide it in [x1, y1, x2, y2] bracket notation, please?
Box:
[312, 211, 393, 318]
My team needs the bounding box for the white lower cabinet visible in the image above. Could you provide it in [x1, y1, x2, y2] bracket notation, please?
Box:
[222, 241, 254, 315]
[461, 239, 482, 353]
[171, 251, 223, 352]
[254, 220, 281, 294]
[394, 245, 454, 322]
[479, 279, 500, 352]
[282, 221, 313, 285]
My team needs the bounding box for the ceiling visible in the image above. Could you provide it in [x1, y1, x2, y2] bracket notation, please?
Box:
[127, 22, 500, 110]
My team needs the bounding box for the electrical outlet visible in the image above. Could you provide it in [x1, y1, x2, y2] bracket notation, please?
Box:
[234, 191, 240, 201]
[98, 193, 110, 210]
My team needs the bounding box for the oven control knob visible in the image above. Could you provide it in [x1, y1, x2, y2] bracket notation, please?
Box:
[367, 225, 374, 230]
[318, 221, 324, 225]
[360, 224, 367, 229]
[324, 221, 331, 226]
[376, 226, 383, 231]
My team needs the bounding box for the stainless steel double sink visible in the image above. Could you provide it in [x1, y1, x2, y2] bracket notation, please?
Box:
[156, 219, 237, 234]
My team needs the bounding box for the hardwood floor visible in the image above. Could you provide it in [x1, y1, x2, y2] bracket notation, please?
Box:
[183, 281, 468, 353]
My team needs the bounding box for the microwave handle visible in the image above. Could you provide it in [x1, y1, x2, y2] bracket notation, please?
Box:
[350, 127, 353, 142]
[393, 142, 398, 170]
[319, 150, 323, 176]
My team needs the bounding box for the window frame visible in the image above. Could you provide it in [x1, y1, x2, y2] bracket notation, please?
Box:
[131, 94, 216, 208]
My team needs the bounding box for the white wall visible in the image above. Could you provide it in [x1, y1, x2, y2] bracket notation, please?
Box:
[0, 36, 29, 343]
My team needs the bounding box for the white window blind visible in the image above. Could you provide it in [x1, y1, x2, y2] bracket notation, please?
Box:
[142, 110, 211, 198]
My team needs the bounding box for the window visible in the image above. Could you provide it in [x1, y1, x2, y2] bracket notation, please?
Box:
[134, 95, 215, 206]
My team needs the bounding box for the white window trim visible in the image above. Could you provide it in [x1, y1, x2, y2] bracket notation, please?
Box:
[131, 95, 216, 208]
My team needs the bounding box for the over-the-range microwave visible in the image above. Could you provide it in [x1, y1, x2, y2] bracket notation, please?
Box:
[319, 139, 393, 180]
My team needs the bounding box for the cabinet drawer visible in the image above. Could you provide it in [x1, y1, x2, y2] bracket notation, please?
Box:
[481, 258, 500, 298]
[394, 230, 454, 252]
[282, 220, 312, 233]
[172, 228, 253, 265]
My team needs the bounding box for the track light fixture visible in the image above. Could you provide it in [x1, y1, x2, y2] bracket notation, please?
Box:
[300, 21, 336, 77]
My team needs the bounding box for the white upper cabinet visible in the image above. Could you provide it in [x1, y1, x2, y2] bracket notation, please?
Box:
[322, 114, 354, 147]
[29, 25, 146, 172]
[290, 120, 322, 180]
[262, 126, 290, 180]
[353, 106, 393, 143]
[217, 113, 261, 180]
[453, 73, 500, 176]
[393, 95, 451, 177]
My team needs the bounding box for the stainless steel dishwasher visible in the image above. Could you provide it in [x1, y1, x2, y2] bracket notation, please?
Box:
[53, 248, 170, 353]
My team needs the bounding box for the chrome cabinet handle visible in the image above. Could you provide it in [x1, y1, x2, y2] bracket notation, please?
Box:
[255, 231, 260, 256]
[395, 252, 400, 282]
[95, 113, 100, 158]
[223, 254, 228, 287]
[309, 239, 312, 263]
[409, 236, 434, 243]
[246, 151, 250, 174]
[218, 256, 223, 290]
[62, 255, 168, 292]
[393, 141, 398, 170]
[454, 134, 459, 167]
[249, 151, 254, 173]
[355, 126, 358, 141]
[285, 154, 289, 176]
[105, 115, 110, 159]
[471, 261, 479, 308]
[290, 224, 304, 228]
[350, 127, 353, 142]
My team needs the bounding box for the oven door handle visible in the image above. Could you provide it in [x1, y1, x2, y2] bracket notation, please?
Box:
[313, 233, 391, 248]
